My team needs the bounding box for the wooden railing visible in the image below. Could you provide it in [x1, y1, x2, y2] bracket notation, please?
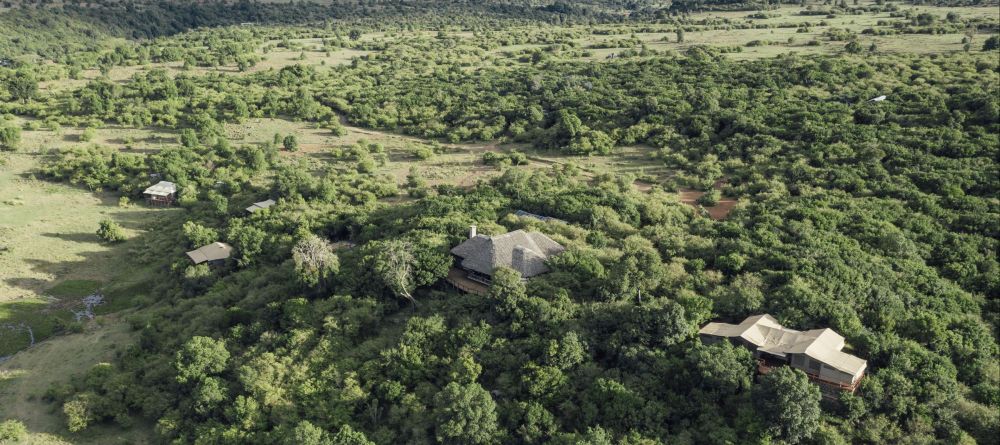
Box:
[757, 359, 861, 393]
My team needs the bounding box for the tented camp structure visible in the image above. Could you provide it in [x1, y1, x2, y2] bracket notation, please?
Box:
[450, 226, 565, 284]
[186, 242, 233, 265]
[246, 199, 276, 213]
[699, 314, 867, 397]
[143, 181, 177, 206]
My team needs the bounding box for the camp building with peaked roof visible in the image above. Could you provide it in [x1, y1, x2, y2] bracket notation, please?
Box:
[186, 242, 233, 265]
[143, 181, 177, 206]
[246, 199, 276, 213]
[699, 314, 867, 398]
[450, 226, 565, 284]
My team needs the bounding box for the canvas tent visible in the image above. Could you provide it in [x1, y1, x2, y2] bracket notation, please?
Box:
[700, 314, 867, 391]
[246, 199, 276, 213]
[186, 242, 233, 265]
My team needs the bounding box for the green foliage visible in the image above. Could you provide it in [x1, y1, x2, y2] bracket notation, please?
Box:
[332, 425, 375, 445]
[433, 382, 500, 445]
[283, 134, 299, 152]
[182, 221, 219, 248]
[0, 419, 27, 442]
[63, 393, 95, 432]
[984, 35, 1000, 51]
[696, 189, 721, 206]
[292, 233, 340, 289]
[753, 367, 822, 443]
[6, 70, 37, 103]
[174, 336, 229, 384]
[96, 219, 126, 243]
[80, 127, 97, 142]
[0, 124, 20, 151]
[15, 6, 1000, 445]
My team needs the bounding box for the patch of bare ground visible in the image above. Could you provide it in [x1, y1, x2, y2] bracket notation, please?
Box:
[678, 180, 738, 220]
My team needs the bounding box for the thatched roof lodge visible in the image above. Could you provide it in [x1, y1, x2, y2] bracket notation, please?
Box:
[450, 225, 564, 284]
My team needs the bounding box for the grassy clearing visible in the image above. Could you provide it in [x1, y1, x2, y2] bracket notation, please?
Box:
[0, 150, 169, 355]
[37, 41, 374, 90]
[565, 4, 999, 61]
[0, 317, 152, 444]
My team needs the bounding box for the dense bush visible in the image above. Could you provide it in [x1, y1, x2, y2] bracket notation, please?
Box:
[10, 4, 999, 444]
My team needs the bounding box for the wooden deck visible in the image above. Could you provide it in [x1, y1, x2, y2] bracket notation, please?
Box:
[757, 359, 861, 399]
[446, 268, 489, 296]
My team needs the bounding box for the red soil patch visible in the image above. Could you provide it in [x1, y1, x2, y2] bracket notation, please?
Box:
[678, 188, 738, 220]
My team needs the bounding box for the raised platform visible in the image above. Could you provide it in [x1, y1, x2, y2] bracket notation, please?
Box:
[757, 359, 862, 399]
[445, 268, 489, 296]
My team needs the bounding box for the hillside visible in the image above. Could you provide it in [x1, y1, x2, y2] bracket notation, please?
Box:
[0, 1, 998, 444]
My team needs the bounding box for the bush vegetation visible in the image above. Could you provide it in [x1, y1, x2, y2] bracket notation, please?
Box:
[1, 1, 997, 444]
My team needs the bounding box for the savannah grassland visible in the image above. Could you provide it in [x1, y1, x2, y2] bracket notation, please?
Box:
[0, 1, 997, 443]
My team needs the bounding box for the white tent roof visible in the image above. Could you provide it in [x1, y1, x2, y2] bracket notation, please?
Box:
[700, 314, 866, 376]
[143, 181, 177, 196]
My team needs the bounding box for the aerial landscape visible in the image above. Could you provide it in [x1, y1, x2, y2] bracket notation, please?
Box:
[0, 0, 997, 443]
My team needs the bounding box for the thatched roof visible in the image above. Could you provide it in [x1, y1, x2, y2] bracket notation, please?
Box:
[451, 230, 564, 278]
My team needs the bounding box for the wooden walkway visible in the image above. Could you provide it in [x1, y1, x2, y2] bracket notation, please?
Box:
[446, 268, 489, 296]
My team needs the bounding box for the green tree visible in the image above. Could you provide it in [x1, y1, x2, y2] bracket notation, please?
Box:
[7, 70, 37, 103]
[283, 134, 299, 151]
[433, 382, 499, 445]
[96, 219, 126, 243]
[983, 35, 1000, 51]
[697, 189, 721, 206]
[0, 124, 21, 151]
[192, 376, 228, 415]
[63, 393, 95, 432]
[182, 221, 219, 248]
[80, 127, 97, 142]
[0, 419, 27, 442]
[180, 128, 199, 148]
[712, 273, 765, 317]
[332, 424, 375, 445]
[490, 266, 528, 319]
[602, 235, 665, 301]
[753, 367, 821, 443]
[227, 220, 267, 267]
[174, 336, 229, 384]
[292, 233, 340, 288]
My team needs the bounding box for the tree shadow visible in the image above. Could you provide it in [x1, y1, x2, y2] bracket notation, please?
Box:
[42, 232, 99, 244]
[2, 201, 184, 354]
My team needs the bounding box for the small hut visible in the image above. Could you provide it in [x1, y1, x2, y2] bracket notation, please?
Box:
[186, 242, 233, 266]
[143, 181, 177, 206]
